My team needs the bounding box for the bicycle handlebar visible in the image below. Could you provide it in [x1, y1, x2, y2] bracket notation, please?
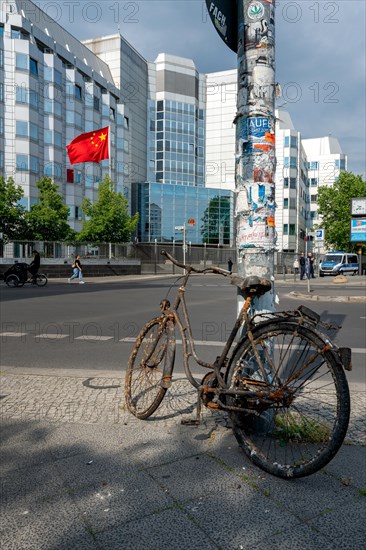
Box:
[161, 249, 231, 277]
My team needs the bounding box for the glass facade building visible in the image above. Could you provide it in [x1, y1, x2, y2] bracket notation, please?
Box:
[132, 183, 234, 245]
[150, 99, 205, 186]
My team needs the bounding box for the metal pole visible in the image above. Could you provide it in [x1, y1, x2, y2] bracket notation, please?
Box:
[235, 0, 276, 314]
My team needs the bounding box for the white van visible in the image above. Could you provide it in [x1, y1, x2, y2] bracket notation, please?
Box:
[319, 252, 359, 277]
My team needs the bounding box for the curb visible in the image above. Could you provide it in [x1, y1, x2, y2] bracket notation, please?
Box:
[289, 291, 366, 302]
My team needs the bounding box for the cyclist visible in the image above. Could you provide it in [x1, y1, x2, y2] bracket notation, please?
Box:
[28, 250, 40, 283]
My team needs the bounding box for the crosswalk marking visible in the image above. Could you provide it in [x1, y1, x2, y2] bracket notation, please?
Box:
[75, 335, 114, 341]
[0, 332, 27, 337]
[35, 334, 69, 339]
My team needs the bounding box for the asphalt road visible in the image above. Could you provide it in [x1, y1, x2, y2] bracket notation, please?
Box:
[0, 276, 365, 388]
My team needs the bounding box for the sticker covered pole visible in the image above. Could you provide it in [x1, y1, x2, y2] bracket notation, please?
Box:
[234, 0, 276, 314]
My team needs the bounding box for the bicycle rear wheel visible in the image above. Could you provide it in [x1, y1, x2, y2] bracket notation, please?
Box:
[6, 274, 20, 287]
[35, 274, 48, 286]
[125, 317, 175, 419]
[227, 320, 350, 478]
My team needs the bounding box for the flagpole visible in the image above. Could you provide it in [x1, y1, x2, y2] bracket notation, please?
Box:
[108, 125, 112, 179]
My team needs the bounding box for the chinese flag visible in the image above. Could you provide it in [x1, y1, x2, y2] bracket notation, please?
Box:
[66, 127, 109, 164]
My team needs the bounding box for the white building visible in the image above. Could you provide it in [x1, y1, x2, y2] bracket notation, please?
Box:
[204, 70, 347, 253]
[0, 0, 128, 231]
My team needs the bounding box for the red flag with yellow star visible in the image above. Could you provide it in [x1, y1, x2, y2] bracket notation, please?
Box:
[66, 127, 109, 164]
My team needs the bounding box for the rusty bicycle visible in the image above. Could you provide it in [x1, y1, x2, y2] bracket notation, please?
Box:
[125, 250, 351, 478]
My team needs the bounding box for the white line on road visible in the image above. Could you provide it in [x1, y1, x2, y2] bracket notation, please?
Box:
[0, 332, 27, 337]
[75, 336, 114, 341]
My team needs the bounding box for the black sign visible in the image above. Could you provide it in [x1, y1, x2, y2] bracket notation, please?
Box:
[205, 0, 238, 53]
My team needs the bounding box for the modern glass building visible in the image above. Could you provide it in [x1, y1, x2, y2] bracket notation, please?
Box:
[132, 182, 234, 245]
[147, 54, 206, 187]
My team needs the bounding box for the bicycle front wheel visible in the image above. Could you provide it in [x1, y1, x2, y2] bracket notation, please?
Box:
[125, 317, 175, 419]
[35, 274, 48, 286]
[227, 321, 350, 478]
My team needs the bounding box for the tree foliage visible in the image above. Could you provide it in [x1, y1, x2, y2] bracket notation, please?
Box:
[316, 171, 366, 252]
[26, 177, 72, 241]
[79, 176, 138, 243]
[0, 176, 28, 242]
[201, 195, 231, 244]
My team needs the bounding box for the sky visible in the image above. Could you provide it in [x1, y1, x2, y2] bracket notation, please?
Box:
[36, 0, 366, 178]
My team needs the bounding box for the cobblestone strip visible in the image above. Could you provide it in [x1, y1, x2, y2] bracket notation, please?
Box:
[0, 373, 365, 444]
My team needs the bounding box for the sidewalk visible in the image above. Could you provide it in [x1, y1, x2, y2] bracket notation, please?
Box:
[1, 365, 365, 549]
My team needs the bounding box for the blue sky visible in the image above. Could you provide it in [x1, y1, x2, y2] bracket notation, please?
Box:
[37, 0, 366, 177]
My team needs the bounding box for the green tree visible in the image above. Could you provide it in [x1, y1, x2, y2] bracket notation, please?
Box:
[316, 171, 366, 252]
[26, 177, 72, 241]
[201, 195, 231, 244]
[79, 176, 138, 242]
[0, 176, 28, 242]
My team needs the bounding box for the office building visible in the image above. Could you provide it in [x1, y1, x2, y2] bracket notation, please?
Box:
[0, 0, 129, 232]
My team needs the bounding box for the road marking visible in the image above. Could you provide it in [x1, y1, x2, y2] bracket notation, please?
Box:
[75, 336, 114, 341]
[35, 334, 69, 339]
[0, 332, 27, 337]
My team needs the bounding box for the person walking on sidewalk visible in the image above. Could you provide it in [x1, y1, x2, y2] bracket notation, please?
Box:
[68, 255, 85, 284]
[299, 252, 306, 280]
[307, 252, 316, 278]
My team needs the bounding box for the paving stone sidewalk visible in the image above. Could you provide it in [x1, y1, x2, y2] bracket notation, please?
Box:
[1, 367, 365, 550]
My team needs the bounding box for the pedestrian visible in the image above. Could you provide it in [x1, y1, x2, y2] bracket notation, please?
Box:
[28, 250, 40, 283]
[299, 252, 306, 280]
[68, 255, 85, 284]
[227, 258, 233, 273]
[293, 257, 299, 275]
[307, 252, 315, 278]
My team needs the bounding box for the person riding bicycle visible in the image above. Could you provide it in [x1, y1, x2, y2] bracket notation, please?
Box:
[28, 250, 40, 283]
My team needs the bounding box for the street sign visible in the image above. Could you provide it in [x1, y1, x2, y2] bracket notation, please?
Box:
[205, 0, 238, 53]
[315, 229, 325, 241]
[174, 226, 184, 231]
[350, 218, 366, 242]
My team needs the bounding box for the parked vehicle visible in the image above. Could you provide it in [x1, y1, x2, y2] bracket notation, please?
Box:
[319, 252, 359, 277]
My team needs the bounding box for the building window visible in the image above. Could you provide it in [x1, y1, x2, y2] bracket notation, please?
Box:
[290, 178, 297, 188]
[30, 58, 38, 76]
[15, 53, 28, 70]
[30, 156, 39, 173]
[283, 177, 289, 188]
[311, 194, 317, 203]
[67, 169, 74, 183]
[283, 224, 288, 235]
[16, 120, 28, 137]
[93, 96, 100, 111]
[290, 198, 296, 209]
[29, 122, 38, 141]
[310, 161, 319, 170]
[54, 69, 62, 86]
[311, 211, 318, 220]
[124, 116, 129, 129]
[311, 178, 318, 186]
[335, 159, 346, 170]
[289, 224, 296, 235]
[75, 85, 82, 100]
[16, 154, 28, 171]
[283, 198, 288, 209]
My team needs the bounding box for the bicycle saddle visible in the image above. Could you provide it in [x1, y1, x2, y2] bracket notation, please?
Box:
[230, 275, 272, 297]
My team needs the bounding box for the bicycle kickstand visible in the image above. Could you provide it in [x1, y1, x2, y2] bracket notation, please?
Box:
[181, 387, 203, 426]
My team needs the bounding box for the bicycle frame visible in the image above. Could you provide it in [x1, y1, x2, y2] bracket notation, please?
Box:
[159, 264, 256, 394]
[156, 250, 351, 410]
